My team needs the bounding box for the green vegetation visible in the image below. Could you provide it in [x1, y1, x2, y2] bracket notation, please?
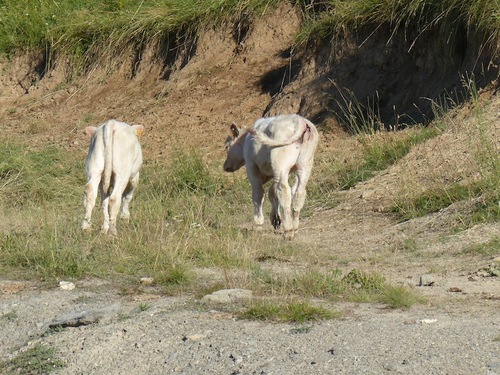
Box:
[296, 0, 500, 48]
[391, 178, 500, 224]
[0, 0, 283, 62]
[0, 311, 17, 324]
[391, 94, 499, 225]
[340, 127, 441, 189]
[138, 302, 152, 312]
[0, 0, 497, 68]
[248, 268, 424, 308]
[461, 237, 500, 257]
[0, 139, 424, 309]
[0, 344, 65, 374]
[0, 142, 83, 208]
[240, 299, 339, 322]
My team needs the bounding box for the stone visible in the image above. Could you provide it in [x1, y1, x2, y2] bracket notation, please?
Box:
[201, 289, 252, 304]
[59, 281, 75, 291]
[419, 274, 435, 286]
[140, 277, 154, 285]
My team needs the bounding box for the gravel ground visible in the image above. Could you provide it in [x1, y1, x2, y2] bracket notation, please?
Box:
[1, 279, 499, 375]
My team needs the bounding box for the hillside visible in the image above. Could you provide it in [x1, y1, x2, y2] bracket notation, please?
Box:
[0, 2, 499, 374]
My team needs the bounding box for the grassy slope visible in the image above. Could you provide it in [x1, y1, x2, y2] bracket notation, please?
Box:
[0, 0, 498, 58]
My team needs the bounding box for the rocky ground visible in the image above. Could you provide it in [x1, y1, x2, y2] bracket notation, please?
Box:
[0, 270, 499, 374]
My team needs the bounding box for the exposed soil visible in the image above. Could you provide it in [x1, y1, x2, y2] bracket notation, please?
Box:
[0, 4, 499, 374]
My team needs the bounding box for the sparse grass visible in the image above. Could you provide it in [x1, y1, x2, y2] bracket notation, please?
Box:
[240, 299, 340, 322]
[391, 181, 483, 220]
[139, 302, 152, 312]
[249, 268, 423, 309]
[0, 344, 65, 374]
[391, 91, 499, 225]
[0, 142, 83, 208]
[379, 285, 426, 309]
[461, 237, 500, 257]
[336, 126, 441, 189]
[238, 270, 424, 320]
[0, 311, 18, 324]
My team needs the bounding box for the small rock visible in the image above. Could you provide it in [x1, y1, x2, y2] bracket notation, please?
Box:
[59, 281, 75, 291]
[201, 289, 252, 304]
[447, 287, 462, 293]
[185, 334, 206, 341]
[165, 352, 177, 364]
[140, 277, 154, 285]
[419, 274, 435, 286]
[420, 319, 437, 324]
[44, 304, 123, 329]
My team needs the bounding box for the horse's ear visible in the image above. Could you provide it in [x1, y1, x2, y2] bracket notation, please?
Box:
[229, 123, 240, 138]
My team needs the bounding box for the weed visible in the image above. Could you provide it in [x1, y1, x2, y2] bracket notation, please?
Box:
[83, 113, 94, 123]
[296, 0, 499, 55]
[139, 302, 152, 312]
[42, 325, 66, 337]
[379, 285, 426, 309]
[0, 344, 65, 374]
[240, 299, 340, 323]
[0, 311, 18, 324]
[461, 237, 500, 257]
[334, 126, 440, 190]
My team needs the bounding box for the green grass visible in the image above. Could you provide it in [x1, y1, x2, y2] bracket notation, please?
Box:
[240, 299, 340, 322]
[0, 0, 497, 72]
[0, 0, 283, 64]
[461, 236, 500, 257]
[248, 268, 424, 309]
[392, 178, 500, 224]
[0, 344, 65, 374]
[0, 142, 83, 208]
[0, 136, 425, 310]
[0, 311, 18, 324]
[138, 302, 152, 312]
[336, 126, 440, 190]
[296, 0, 500, 50]
[391, 96, 500, 225]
